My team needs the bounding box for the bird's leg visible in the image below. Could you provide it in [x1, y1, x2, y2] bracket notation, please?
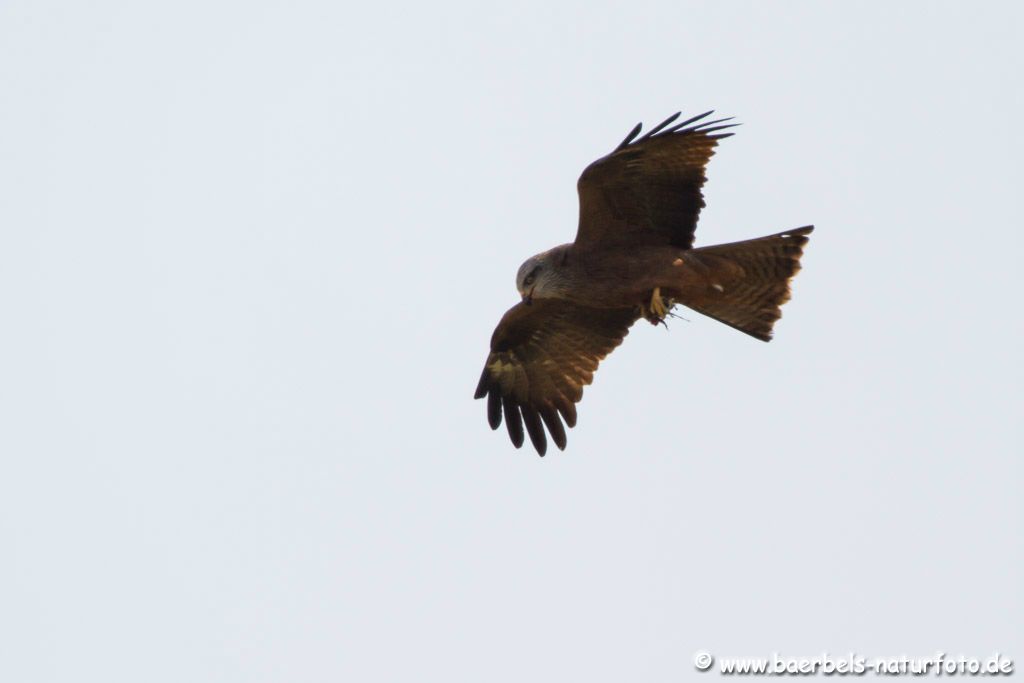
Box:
[646, 287, 668, 325]
[650, 287, 667, 318]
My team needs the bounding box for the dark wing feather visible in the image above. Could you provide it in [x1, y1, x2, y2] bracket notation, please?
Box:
[474, 299, 638, 455]
[575, 111, 737, 251]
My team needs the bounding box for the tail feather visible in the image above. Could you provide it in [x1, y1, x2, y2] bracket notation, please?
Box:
[682, 226, 813, 341]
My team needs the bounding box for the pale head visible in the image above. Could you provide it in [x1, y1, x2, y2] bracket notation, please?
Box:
[515, 244, 570, 303]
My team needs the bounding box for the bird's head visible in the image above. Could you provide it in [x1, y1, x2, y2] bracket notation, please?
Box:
[515, 245, 568, 304]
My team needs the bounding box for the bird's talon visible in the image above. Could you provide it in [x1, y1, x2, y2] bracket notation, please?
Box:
[648, 287, 668, 321]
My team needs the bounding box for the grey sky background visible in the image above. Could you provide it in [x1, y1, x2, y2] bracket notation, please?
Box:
[1, 1, 1021, 681]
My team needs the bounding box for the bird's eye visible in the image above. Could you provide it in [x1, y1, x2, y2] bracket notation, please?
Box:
[524, 275, 535, 286]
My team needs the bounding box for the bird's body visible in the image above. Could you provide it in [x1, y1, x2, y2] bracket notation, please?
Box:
[522, 230, 812, 325]
[521, 242, 696, 308]
[475, 111, 813, 455]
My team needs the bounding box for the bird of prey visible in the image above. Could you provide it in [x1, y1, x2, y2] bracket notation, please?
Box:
[474, 111, 813, 455]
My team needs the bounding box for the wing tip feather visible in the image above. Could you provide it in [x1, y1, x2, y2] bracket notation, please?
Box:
[502, 395, 525, 448]
[614, 122, 644, 152]
[539, 406, 567, 451]
[473, 368, 489, 399]
[521, 406, 547, 456]
[486, 389, 502, 430]
[611, 110, 739, 153]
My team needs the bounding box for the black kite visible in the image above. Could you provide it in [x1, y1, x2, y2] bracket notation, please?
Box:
[474, 111, 813, 455]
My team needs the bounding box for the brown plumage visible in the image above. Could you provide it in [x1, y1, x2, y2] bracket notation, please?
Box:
[474, 111, 813, 455]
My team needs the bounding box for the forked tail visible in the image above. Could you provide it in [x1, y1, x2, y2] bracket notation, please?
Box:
[683, 226, 813, 341]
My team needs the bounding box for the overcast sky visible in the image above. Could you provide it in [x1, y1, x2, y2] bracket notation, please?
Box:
[1, 1, 1021, 681]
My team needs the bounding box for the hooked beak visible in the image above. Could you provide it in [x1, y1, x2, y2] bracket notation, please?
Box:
[521, 287, 534, 305]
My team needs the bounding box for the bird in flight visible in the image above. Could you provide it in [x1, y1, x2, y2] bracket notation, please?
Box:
[474, 111, 813, 455]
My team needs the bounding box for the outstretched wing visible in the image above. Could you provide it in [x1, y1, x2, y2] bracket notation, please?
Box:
[474, 299, 639, 455]
[575, 111, 737, 251]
